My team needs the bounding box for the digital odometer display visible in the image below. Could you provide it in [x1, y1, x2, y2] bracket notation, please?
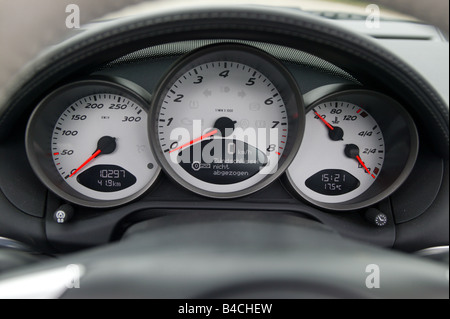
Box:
[77, 165, 137, 192]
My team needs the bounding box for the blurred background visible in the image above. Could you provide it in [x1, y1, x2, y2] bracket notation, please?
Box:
[0, 0, 448, 96]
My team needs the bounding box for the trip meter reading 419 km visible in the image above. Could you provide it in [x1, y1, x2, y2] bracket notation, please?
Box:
[149, 44, 305, 198]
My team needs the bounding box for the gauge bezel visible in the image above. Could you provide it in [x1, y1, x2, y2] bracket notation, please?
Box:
[25, 76, 161, 208]
[286, 88, 419, 211]
[149, 43, 305, 198]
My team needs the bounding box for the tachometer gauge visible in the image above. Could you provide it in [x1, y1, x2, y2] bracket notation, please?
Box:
[286, 89, 419, 211]
[26, 77, 160, 208]
[149, 44, 304, 198]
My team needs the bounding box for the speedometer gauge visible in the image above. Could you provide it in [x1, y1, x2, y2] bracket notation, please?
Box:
[26, 77, 160, 208]
[51, 93, 154, 201]
[287, 88, 419, 211]
[149, 44, 304, 198]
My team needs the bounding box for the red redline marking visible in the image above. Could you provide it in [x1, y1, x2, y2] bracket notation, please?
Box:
[169, 129, 218, 154]
[357, 109, 361, 113]
[276, 152, 281, 156]
[53, 153, 59, 155]
[314, 111, 334, 130]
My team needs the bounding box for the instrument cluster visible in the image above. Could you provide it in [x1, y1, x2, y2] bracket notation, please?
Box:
[25, 43, 418, 210]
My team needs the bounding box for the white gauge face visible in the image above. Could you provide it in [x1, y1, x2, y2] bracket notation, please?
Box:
[156, 61, 289, 195]
[288, 101, 385, 204]
[51, 93, 159, 201]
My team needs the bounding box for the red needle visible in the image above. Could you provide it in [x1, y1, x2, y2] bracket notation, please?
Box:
[169, 129, 218, 154]
[314, 110, 334, 131]
[69, 150, 102, 178]
[356, 155, 375, 178]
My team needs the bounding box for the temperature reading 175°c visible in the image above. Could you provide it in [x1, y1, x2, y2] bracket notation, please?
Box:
[289, 101, 384, 204]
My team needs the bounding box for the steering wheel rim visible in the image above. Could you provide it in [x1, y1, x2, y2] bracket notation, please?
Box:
[0, 213, 448, 299]
[0, 3, 448, 158]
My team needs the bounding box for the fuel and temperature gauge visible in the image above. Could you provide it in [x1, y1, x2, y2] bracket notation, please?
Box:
[289, 102, 385, 204]
[287, 89, 419, 211]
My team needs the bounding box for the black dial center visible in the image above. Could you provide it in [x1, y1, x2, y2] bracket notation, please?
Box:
[214, 117, 237, 137]
[344, 144, 360, 159]
[96, 136, 117, 155]
[329, 126, 344, 141]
